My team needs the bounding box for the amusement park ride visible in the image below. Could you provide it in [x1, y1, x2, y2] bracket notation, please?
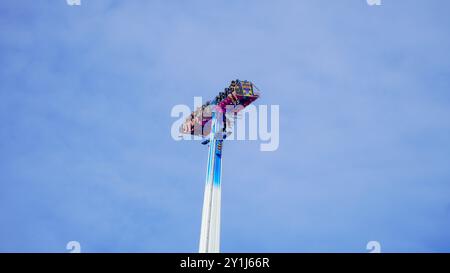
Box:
[179, 80, 260, 253]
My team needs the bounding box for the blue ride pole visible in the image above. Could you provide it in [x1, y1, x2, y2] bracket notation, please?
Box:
[199, 110, 224, 253]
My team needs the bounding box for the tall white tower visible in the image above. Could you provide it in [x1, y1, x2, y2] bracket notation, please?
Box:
[198, 111, 223, 253]
[179, 80, 259, 253]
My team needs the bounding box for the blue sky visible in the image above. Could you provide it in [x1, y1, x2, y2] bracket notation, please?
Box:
[1, 0, 450, 252]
